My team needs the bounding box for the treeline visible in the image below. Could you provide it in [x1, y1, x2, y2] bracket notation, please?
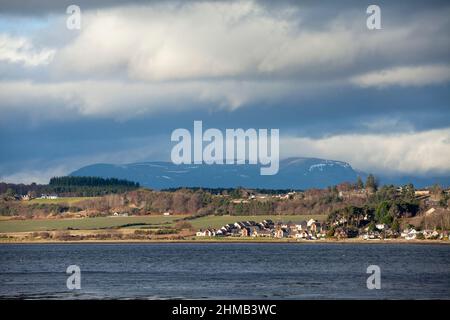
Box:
[162, 187, 302, 196]
[49, 176, 139, 187]
[0, 182, 44, 196]
[327, 184, 422, 233]
[0, 176, 140, 197]
[48, 176, 140, 196]
[70, 187, 367, 217]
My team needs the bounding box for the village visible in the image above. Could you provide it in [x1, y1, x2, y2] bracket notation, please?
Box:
[193, 184, 450, 241]
[196, 218, 326, 240]
[196, 216, 449, 241]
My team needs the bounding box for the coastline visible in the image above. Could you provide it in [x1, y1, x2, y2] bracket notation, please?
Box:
[1, 238, 449, 245]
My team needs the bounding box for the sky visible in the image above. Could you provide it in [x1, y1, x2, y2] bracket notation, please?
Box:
[0, 0, 449, 183]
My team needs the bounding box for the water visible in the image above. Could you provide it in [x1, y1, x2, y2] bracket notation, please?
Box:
[0, 243, 449, 299]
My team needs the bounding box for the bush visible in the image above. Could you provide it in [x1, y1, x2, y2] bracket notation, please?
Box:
[416, 233, 425, 240]
[134, 229, 154, 235]
[156, 229, 177, 235]
[32, 231, 51, 239]
[326, 227, 336, 238]
[175, 221, 193, 230]
[54, 231, 72, 241]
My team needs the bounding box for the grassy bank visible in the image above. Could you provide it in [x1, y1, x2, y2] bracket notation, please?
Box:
[24, 197, 98, 205]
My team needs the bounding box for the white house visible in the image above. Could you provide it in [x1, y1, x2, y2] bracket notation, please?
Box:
[196, 229, 215, 237]
[295, 230, 310, 239]
[40, 194, 59, 199]
[307, 219, 316, 227]
[423, 230, 439, 239]
[401, 228, 418, 240]
[196, 230, 206, 237]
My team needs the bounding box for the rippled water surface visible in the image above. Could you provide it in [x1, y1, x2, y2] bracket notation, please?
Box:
[0, 243, 449, 299]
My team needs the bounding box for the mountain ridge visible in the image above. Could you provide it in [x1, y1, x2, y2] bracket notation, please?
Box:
[69, 157, 450, 189]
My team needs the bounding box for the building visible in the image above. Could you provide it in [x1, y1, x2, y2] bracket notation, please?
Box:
[375, 223, 385, 230]
[401, 228, 418, 240]
[196, 230, 206, 237]
[113, 212, 129, 217]
[40, 194, 59, 199]
[21, 194, 32, 201]
[295, 230, 310, 239]
[252, 229, 272, 237]
[196, 229, 215, 237]
[296, 221, 308, 231]
[309, 222, 322, 233]
[415, 190, 430, 196]
[196, 218, 328, 240]
[307, 219, 316, 227]
[423, 230, 439, 239]
[274, 228, 287, 238]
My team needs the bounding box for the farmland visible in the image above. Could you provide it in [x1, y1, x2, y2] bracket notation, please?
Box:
[0, 214, 327, 233]
[0, 215, 180, 233]
[25, 197, 97, 205]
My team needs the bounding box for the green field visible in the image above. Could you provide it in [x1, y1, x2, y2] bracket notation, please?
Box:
[187, 214, 327, 229]
[25, 197, 98, 205]
[0, 215, 180, 233]
[0, 214, 327, 233]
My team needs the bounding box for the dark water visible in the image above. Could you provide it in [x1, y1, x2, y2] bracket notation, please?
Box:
[0, 243, 449, 299]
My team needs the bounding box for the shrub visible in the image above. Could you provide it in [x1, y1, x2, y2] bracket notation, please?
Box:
[175, 221, 193, 230]
[156, 229, 177, 235]
[134, 229, 154, 235]
[416, 233, 425, 240]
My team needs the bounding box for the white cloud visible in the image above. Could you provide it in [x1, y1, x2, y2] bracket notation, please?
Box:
[51, 2, 450, 82]
[351, 65, 450, 88]
[0, 166, 68, 184]
[52, 2, 305, 80]
[282, 128, 450, 175]
[0, 33, 55, 66]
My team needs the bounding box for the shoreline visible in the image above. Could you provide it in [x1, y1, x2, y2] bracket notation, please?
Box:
[1, 238, 449, 245]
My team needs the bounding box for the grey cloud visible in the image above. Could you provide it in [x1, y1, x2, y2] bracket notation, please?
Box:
[1, 0, 449, 15]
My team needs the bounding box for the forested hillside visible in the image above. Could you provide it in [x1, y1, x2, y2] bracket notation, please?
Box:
[0, 176, 140, 197]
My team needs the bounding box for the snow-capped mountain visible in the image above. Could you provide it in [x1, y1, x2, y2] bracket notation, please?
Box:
[70, 157, 450, 189]
[69, 157, 360, 189]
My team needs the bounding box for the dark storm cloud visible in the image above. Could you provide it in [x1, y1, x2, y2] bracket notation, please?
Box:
[0, 0, 448, 15]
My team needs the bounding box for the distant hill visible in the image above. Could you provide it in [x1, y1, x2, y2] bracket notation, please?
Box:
[70, 157, 359, 189]
[70, 157, 450, 190]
